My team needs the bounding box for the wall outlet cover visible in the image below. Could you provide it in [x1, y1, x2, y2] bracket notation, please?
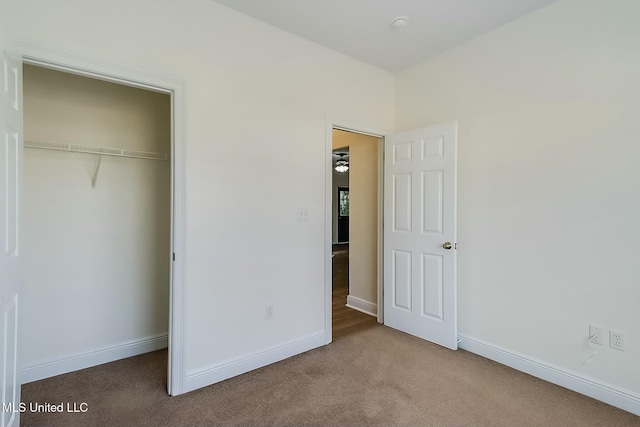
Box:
[609, 330, 625, 351]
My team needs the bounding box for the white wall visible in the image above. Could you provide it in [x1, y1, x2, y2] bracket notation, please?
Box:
[22, 65, 171, 378]
[0, 0, 395, 390]
[15, 0, 634, 408]
[333, 130, 378, 311]
[396, 0, 640, 396]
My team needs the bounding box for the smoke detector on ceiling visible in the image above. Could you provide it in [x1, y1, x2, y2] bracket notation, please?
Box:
[390, 16, 409, 30]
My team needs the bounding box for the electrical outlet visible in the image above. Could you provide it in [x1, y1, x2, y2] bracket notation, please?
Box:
[589, 325, 604, 345]
[609, 330, 625, 351]
[265, 305, 274, 320]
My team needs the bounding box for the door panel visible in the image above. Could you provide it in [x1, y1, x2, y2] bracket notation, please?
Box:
[392, 249, 411, 311]
[422, 170, 443, 233]
[384, 122, 457, 350]
[0, 26, 22, 427]
[421, 253, 443, 320]
[392, 173, 411, 232]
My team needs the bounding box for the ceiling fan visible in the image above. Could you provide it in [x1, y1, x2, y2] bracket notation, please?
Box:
[333, 152, 349, 173]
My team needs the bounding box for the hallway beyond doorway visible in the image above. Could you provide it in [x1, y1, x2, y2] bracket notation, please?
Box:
[332, 243, 377, 340]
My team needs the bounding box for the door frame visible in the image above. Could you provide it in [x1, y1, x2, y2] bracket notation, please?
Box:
[16, 43, 186, 395]
[324, 117, 388, 344]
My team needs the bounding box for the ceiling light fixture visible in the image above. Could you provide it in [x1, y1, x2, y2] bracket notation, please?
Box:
[334, 153, 349, 173]
[390, 16, 409, 30]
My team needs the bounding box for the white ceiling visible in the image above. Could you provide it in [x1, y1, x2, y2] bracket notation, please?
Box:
[212, 0, 557, 72]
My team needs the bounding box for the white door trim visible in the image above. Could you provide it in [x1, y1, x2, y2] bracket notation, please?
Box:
[324, 116, 389, 344]
[16, 43, 187, 396]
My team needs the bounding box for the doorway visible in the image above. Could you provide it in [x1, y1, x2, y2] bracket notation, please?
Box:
[330, 129, 381, 341]
[15, 47, 185, 395]
[325, 120, 459, 350]
[21, 63, 171, 384]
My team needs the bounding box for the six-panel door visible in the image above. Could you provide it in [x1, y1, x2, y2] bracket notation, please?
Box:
[384, 122, 457, 350]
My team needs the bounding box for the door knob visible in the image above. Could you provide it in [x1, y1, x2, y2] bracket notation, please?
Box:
[442, 242, 452, 250]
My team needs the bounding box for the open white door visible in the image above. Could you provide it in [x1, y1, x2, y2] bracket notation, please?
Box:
[0, 25, 22, 427]
[384, 122, 457, 350]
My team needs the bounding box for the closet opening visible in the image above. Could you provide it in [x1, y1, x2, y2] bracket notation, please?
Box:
[21, 64, 172, 388]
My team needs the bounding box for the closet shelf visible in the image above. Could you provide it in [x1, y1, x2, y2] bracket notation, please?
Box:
[24, 139, 170, 161]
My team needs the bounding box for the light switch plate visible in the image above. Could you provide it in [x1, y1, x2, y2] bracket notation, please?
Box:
[297, 208, 309, 221]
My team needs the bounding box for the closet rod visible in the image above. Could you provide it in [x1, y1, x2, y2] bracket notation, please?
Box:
[24, 139, 170, 161]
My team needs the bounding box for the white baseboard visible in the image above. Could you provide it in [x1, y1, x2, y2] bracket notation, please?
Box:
[458, 334, 640, 416]
[22, 334, 168, 384]
[346, 295, 377, 317]
[184, 332, 325, 394]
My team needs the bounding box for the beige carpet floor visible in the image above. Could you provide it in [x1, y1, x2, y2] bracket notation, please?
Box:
[21, 326, 640, 427]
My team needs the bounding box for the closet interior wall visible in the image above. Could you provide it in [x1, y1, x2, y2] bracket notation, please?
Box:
[21, 64, 171, 382]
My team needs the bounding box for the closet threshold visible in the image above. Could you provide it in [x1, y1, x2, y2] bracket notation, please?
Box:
[24, 139, 170, 161]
